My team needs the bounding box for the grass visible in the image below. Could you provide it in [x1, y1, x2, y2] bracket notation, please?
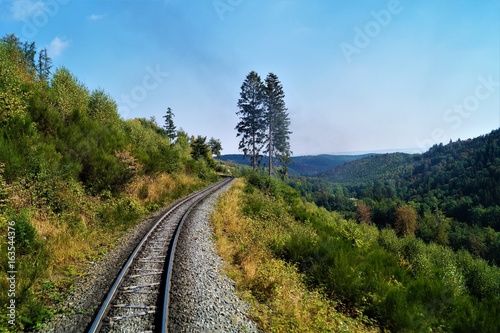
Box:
[211, 178, 378, 333]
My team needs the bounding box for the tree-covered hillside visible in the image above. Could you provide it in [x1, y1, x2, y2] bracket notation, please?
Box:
[291, 129, 500, 265]
[0, 34, 222, 331]
[324, 129, 500, 228]
[214, 173, 500, 332]
[323, 152, 415, 185]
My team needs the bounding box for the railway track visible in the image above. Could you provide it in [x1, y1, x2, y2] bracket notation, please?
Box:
[86, 177, 233, 333]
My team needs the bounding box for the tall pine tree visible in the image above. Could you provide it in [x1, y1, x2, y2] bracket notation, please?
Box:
[264, 73, 292, 176]
[163, 107, 177, 143]
[235, 71, 266, 171]
[37, 48, 52, 81]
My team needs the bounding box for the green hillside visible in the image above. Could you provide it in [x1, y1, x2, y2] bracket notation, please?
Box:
[291, 129, 500, 265]
[0, 35, 222, 331]
[323, 152, 415, 185]
[214, 173, 500, 332]
[323, 129, 500, 227]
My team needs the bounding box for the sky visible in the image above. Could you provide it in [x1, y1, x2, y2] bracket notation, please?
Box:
[1, 0, 499, 156]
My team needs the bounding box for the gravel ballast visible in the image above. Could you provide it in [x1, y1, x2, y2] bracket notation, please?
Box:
[37, 180, 257, 332]
[169, 180, 259, 333]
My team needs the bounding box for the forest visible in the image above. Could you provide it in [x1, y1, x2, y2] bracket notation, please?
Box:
[290, 129, 500, 265]
[213, 171, 499, 332]
[0, 34, 222, 331]
[217, 126, 499, 331]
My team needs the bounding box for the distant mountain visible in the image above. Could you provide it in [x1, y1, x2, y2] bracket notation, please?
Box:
[219, 154, 373, 176]
[322, 152, 415, 184]
[321, 128, 500, 230]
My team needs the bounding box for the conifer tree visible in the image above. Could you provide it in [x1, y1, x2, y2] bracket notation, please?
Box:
[163, 107, 177, 143]
[37, 48, 52, 81]
[236, 71, 266, 171]
[190, 135, 210, 160]
[264, 73, 292, 176]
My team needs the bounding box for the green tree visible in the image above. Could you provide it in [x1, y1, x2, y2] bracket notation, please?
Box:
[208, 137, 223, 158]
[190, 135, 210, 160]
[51, 67, 89, 119]
[37, 48, 52, 81]
[0, 35, 31, 123]
[88, 89, 119, 122]
[264, 73, 292, 176]
[236, 71, 266, 171]
[163, 107, 177, 142]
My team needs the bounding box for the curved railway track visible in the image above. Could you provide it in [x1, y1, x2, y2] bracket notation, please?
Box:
[86, 177, 233, 333]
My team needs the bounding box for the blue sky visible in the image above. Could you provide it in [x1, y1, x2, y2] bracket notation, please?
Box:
[1, 0, 499, 155]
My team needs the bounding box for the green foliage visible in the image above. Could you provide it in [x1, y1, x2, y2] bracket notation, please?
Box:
[0, 37, 32, 124]
[0, 210, 50, 331]
[241, 174, 500, 332]
[236, 71, 267, 170]
[162, 107, 176, 142]
[51, 67, 89, 119]
[264, 72, 292, 176]
[125, 118, 180, 174]
[0, 34, 222, 331]
[235, 71, 293, 175]
[190, 135, 210, 160]
[292, 130, 500, 265]
[208, 137, 223, 158]
[88, 89, 119, 122]
[98, 197, 146, 228]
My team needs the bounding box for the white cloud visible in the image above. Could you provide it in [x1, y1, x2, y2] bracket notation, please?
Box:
[88, 13, 107, 21]
[10, 0, 45, 20]
[47, 36, 69, 57]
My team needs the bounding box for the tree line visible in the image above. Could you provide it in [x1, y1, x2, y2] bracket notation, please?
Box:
[235, 71, 292, 177]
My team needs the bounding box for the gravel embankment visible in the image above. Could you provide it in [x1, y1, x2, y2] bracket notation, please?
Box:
[37, 180, 258, 332]
[168, 180, 259, 333]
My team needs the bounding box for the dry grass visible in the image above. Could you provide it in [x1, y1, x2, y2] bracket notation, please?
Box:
[125, 173, 176, 204]
[3, 171, 206, 310]
[211, 178, 379, 333]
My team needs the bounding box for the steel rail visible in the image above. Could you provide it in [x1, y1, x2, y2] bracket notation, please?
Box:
[87, 177, 232, 333]
[159, 176, 233, 332]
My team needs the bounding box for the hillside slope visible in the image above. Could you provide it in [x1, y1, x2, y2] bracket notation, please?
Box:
[322, 129, 500, 229]
[212, 174, 500, 332]
[0, 34, 221, 331]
